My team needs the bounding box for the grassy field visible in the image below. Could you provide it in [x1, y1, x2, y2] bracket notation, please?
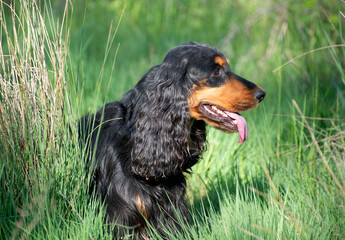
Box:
[1, 0, 345, 239]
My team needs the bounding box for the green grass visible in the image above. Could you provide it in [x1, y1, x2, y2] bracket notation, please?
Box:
[1, 0, 345, 239]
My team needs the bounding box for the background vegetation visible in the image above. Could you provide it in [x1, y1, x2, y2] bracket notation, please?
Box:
[1, 0, 344, 239]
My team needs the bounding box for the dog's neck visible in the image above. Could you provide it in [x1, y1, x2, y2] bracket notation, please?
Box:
[187, 118, 198, 151]
[182, 118, 207, 170]
[135, 118, 206, 183]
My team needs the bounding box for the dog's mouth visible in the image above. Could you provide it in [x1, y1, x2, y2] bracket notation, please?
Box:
[200, 103, 248, 143]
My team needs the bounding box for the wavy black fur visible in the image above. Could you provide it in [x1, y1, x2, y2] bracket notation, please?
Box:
[79, 42, 247, 239]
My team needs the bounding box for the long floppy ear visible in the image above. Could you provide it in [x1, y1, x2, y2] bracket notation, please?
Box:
[129, 60, 192, 179]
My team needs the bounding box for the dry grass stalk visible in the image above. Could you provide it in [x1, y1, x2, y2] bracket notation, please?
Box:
[292, 99, 345, 198]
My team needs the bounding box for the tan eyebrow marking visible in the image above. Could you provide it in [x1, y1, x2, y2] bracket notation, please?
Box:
[214, 56, 226, 66]
[226, 58, 229, 65]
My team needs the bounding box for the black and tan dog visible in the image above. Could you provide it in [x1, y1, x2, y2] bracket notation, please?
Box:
[79, 42, 265, 239]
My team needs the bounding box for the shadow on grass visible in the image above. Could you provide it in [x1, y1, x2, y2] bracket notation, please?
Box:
[188, 171, 271, 225]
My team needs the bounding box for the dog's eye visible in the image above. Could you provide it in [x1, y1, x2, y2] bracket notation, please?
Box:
[213, 68, 221, 76]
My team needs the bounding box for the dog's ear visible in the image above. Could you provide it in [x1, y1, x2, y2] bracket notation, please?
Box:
[129, 61, 192, 179]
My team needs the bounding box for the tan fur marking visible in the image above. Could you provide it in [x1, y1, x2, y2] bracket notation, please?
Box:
[188, 77, 260, 131]
[136, 195, 148, 219]
[226, 58, 229, 65]
[214, 56, 226, 66]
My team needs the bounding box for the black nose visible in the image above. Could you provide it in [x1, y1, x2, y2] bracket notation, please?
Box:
[254, 89, 266, 102]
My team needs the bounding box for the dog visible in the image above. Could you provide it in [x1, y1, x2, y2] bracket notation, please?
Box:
[79, 42, 265, 239]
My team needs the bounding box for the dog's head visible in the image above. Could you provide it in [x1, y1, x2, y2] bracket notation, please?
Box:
[130, 42, 266, 179]
[162, 42, 265, 143]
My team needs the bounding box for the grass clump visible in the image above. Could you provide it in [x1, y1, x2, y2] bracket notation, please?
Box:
[0, 1, 110, 239]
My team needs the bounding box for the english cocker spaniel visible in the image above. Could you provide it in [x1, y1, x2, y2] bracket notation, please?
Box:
[79, 42, 265, 239]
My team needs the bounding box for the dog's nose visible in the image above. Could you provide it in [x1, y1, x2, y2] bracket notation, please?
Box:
[253, 89, 266, 102]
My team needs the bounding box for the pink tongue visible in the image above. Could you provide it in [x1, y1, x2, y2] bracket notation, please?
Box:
[226, 112, 248, 143]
